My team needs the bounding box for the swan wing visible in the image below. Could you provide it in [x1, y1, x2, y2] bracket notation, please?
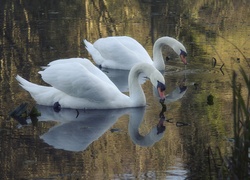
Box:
[94, 36, 153, 68]
[46, 58, 116, 87]
[39, 62, 121, 101]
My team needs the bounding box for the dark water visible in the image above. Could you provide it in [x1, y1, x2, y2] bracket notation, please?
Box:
[1, 0, 250, 179]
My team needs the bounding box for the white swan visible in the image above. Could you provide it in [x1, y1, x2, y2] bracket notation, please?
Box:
[84, 36, 187, 70]
[16, 58, 165, 109]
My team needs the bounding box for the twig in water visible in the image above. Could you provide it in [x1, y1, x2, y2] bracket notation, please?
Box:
[220, 63, 225, 75]
[212, 57, 217, 68]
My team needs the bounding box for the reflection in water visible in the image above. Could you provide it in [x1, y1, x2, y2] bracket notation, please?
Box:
[153, 77, 188, 105]
[37, 106, 127, 152]
[165, 78, 187, 105]
[157, 117, 166, 134]
[18, 105, 166, 152]
[128, 107, 166, 147]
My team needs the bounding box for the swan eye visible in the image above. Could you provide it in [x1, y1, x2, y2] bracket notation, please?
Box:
[180, 49, 187, 57]
[157, 81, 166, 92]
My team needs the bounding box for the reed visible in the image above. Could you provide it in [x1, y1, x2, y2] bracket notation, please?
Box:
[207, 67, 250, 179]
[230, 67, 250, 179]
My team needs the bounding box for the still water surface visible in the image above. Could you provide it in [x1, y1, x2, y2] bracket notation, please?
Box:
[0, 0, 250, 179]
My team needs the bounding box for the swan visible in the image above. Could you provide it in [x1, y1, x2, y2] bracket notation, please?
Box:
[83, 36, 187, 70]
[16, 58, 165, 109]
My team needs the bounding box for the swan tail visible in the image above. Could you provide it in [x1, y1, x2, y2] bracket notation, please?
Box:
[16, 75, 54, 105]
[83, 39, 104, 66]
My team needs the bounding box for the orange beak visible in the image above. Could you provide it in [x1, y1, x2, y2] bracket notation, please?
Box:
[180, 54, 187, 65]
[158, 87, 165, 99]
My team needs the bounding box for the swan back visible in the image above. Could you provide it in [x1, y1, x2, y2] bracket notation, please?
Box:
[46, 58, 115, 87]
[38, 62, 122, 101]
[84, 37, 153, 69]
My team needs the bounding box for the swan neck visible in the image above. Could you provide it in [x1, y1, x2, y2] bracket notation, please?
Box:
[128, 64, 147, 107]
[152, 40, 165, 70]
[153, 37, 179, 70]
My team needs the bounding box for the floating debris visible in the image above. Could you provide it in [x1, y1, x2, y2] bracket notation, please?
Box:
[225, 137, 235, 143]
[207, 94, 214, 105]
[237, 58, 240, 63]
[194, 83, 199, 90]
[176, 121, 190, 127]
[165, 118, 173, 123]
[212, 57, 217, 67]
[9, 103, 29, 125]
[220, 63, 225, 75]
[9, 103, 41, 126]
[29, 106, 41, 126]
[9, 102, 28, 118]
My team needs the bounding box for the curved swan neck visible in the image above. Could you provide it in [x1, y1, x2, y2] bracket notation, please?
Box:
[128, 63, 159, 106]
[152, 37, 184, 70]
[128, 64, 147, 107]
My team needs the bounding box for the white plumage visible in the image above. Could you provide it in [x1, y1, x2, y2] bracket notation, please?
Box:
[16, 58, 165, 109]
[84, 36, 187, 70]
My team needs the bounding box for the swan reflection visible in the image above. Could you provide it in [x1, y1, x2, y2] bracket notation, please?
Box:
[153, 77, 188, 104]
[33, 105, 166, 152]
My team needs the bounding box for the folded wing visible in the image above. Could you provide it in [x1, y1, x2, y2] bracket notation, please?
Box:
[39, 61, 121, 101]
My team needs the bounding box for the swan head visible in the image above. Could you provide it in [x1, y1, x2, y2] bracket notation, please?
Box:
[167, 37, 188, 65]
[157, 81, 166, 99]
[149, 69, 166, 99]
[180, 49, 188, 65]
